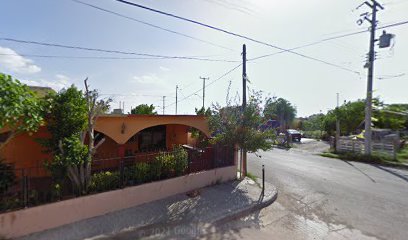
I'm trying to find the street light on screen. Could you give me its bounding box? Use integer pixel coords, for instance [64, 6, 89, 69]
[194, 93, 204, 109]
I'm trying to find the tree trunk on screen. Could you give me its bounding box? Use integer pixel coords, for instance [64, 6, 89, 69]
[67, 165, 82, 195]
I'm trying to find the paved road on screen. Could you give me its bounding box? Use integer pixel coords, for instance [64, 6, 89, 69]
[202, 143, 408, 240]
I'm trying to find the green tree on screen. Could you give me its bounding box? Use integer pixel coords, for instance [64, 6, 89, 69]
[0, 73, 44, 152]
[130, 104, 157, 115]
[374, 104, 408, 130]
[303, 114, 325, 132]
[323, 99, 366, 136]
[42, 85, 89, 194]
[43, 80, 111, 195]
[209, 91, 274, 177]
[263, 97, 297, 130]
[43, 86, 88, 152]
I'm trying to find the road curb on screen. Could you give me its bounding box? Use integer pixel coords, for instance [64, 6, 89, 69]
[212, 183, 278, 225]
[318, 153, 408, 170]
[75, 180, 279, 240]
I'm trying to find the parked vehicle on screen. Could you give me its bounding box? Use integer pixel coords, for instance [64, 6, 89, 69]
[287, 129, 302, 142]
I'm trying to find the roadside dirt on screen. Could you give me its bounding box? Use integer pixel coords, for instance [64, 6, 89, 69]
[291, 138, 330, 154]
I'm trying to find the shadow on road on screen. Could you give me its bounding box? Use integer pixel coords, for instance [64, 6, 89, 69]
[342, 160, 376, 183]
[372, 165, 408, 183]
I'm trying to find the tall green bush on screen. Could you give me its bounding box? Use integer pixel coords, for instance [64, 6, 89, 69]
[125, 162, 151, 184]
[173, 145, 188, 176]
[156, 152, 175, 178]
[89, 171, 120, 193]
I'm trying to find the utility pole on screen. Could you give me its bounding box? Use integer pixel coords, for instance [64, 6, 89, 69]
[162, 96, 165, 115]
[358, 0, 384, 155]
[175, 85, 178, 115]
[242, 44, 247, 178]
[199, 77, 209, 109]
[336, 93, 340, 151]
[242, 44, 247, 109]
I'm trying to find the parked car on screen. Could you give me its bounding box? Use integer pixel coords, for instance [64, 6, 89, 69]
[287, 129, 302, 142]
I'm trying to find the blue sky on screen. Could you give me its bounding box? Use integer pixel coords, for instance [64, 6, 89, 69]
[1, 0, 407, 117]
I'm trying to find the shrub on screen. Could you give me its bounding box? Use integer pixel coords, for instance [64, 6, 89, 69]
[89, 171, 120, 193]
[149, 159, 162, 181]
[173, 145, 188, 176]
[0, 159, 16, 195]
[125, 162, 151, 184]
[156, 152, 175, 178]
[0, 195, 21, 212]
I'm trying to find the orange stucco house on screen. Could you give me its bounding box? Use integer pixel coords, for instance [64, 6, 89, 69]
[0, 114, 210, 174]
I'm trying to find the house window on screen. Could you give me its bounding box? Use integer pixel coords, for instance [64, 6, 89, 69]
[138, 125, 166, 151]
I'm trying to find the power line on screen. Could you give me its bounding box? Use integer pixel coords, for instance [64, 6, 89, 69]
[100, 93, 176, 98]
[113, 0, 362, 75]
[166, 63, 241, 108]
[378, 19, 408, 29]
[0, 53, 166, 60]
[249, 19, 408, 62]
[0, 37, 240, 63]
[70, 0, 235, 52]
[0, 53, 236, 62]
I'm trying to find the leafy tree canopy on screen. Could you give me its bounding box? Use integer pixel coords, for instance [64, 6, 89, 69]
[42, 85, 88, 154]
[323, 99, 365, 136]
[130, 104, 157, 115]
[0, 73, 44, 150]
[374, 103, 408, 130]
[209, 91, 274, 153]
[302, 114, 325, 132]
[263, 97, 297, 129]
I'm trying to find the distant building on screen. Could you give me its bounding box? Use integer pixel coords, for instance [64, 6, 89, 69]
[111, 108, 124, 114]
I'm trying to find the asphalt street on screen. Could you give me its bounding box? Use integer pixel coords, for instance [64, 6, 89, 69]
[202, 139, 408, 240]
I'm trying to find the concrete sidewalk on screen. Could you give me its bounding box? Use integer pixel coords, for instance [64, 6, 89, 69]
[19, 178, 277, 240]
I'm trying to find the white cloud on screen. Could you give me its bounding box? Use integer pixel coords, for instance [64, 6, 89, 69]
[129, 73, 173, 94]
[0, 46, 41, 74]
[55, 74, 70, 86]
[159, 66, 170, 72]
[20, 74, 71, 91]
[132, 74, 163, 85]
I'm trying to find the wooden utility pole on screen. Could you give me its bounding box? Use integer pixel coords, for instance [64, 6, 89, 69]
[359, 0, 384, 155]
[336, 93, 340, 151]
[162, 96, 165, 115]
[199, 77, 209, 109]
[175, 85, 178, 115]
[242, 44, 247, 109]
[242, 44, 247, 178]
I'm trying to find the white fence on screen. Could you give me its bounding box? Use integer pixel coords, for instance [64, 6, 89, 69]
[337, 137, 396, 159]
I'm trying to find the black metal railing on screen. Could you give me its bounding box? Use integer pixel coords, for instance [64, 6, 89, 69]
[0, 145, 235, 213]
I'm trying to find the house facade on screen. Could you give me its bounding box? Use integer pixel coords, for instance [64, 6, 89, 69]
[0, 114, 210, 175]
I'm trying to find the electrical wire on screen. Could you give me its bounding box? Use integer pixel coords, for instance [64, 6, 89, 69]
[249, 19, 408, 62]
[0, 53, 167, 60]
[113, 0, 362, 75]
[70, 0, 235, 52]
[100, 93, 176, 98]
[0, 38, 239, 63]
[166, 63, 242, 108]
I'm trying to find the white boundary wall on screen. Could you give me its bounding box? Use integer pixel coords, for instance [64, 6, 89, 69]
[0, 166, 236, 238]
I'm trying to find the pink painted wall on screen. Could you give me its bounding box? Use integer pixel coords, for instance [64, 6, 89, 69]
[0, 166, 237, 239]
